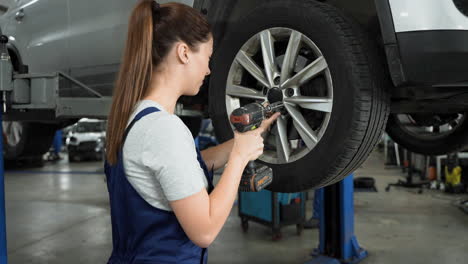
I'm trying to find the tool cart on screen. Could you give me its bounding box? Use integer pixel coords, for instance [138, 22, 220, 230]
[238, 190, 306, 240]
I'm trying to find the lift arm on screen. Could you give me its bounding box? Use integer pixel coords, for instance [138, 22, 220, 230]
[0, 35, 112, 122]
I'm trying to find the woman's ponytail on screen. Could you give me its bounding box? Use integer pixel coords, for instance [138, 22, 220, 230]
[106, 0, 155, 164]
[106, 0, 212, 164]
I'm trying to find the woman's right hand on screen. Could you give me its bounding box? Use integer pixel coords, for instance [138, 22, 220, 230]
[231, 112, 281, 164]
[232, 129, 264, 164]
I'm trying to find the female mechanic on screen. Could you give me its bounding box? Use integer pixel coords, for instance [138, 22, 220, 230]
[104, 1, 280, 263]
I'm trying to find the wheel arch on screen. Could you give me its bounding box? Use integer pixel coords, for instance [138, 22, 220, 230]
[7, 44, 21, 71]
[198, 0, 386, 48]
[5, 42, 28, 74]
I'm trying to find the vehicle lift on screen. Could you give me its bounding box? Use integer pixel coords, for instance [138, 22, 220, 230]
[0, 145, 368, 264]
[0, 33, 112, 264]
[0, 102, 7, 264]
[306, 174, 368, 264]
[0, 35, 366, 264]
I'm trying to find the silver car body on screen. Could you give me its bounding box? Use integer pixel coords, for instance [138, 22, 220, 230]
[0, 0, 192, 95]
[389, 0, 468, 32]
[0, 0, 467, 94]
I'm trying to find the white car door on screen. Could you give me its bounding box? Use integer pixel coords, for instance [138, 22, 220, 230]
[8, 0, 69, 73]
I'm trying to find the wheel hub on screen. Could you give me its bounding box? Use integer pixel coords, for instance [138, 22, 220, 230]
[267, 87, 283, 103]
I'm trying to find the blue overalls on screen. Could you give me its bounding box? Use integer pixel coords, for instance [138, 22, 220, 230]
[105, 107, 215, 264]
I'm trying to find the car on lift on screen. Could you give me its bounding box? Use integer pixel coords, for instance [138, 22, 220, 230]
[0, 0, 468, 192]
[65, 118, 106, 162]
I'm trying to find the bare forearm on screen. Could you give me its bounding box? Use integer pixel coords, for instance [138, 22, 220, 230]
[206, 154, 246, 242]
[172, 114, 278, 248]
[170, 153, 247, 248]
[201, 139, 234, 170]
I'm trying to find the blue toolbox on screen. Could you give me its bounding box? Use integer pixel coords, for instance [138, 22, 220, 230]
[238, 189, 306, 240]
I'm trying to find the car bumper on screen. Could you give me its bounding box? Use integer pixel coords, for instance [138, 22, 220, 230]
[377, 0, 468, 87]
[396, 30, 468, 86]
[68, 141, 102, 154]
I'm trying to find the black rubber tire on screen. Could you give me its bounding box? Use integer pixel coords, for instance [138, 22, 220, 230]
[69, 153, 80, 162]
[354, 177, 375, 189]
[454, 0, 468, 16]
[179, 115, 202, 139]
[209, 0, 390, 192]
[95, 152, 103, 161]
[386, 113, 468, 155]
[3, 122, 57, 160]
[4, 155, 44, 169]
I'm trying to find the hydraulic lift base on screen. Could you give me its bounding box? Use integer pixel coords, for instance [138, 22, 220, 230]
[305, 174, 368, 264]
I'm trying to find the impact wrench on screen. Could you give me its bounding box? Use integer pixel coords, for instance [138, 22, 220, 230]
[229, 102, 284, 192]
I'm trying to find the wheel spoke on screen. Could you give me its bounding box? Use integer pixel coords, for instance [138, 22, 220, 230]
[260, 30, 278, 87]
[449, 120, 459, 128]
[226, 84, 266, 100]
[236, 50, 269, 88]
[285, 102, 318, 149]
[275, 116, 290, 163]
[282, 56, 328, 88]
[226, 27, 336, 164]
[284, 96, 333, 113]
[280, 30, 302, 84]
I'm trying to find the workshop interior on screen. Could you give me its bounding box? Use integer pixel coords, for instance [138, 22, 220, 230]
[0, 0, 467, 263]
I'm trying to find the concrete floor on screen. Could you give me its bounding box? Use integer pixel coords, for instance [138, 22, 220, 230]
[4, 150, 468, 264]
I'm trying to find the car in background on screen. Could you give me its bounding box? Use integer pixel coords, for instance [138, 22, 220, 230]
[65, 119, 106, 162]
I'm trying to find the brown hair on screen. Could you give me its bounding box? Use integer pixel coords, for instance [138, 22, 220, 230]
[106, 0, 212, 164]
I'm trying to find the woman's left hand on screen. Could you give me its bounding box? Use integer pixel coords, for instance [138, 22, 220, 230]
[260, 112, 281, 134]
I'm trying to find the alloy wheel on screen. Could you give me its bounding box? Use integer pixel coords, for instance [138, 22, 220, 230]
[225, 27, 334, 164]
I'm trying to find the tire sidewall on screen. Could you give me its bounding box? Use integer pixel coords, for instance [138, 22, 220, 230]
[3, 122, 57, 160]
[209, 1, 368, 191]
[386, 113, 468, 155]
[3, 121, 28, 160]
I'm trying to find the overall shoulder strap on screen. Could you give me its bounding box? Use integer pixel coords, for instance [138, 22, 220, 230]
[105, 107, 160, 180]
[122, 107, 160, 143]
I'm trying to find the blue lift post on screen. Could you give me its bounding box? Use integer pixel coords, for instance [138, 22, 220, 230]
[0, 35, 9, 264]
[306, 174, 367, 264]
[0, 108, 8, 264]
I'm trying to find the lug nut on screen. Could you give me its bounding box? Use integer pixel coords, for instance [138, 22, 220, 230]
[274, 76, 281, 86]
[286, 88, 295, 97]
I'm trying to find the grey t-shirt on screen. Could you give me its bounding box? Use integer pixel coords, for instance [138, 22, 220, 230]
[123, 100, 208, 211]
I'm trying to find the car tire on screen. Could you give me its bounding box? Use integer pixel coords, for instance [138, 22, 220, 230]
[68, 151, 77, 162]
[3, 121, 57, 160]
[209, 0, 389, 192]
[179, 115, 202, 139]
[95, 152, 103, 161]
[386, 113, 468, 155]
[72, 155, 81, 162]
[454, 0, 468, 16]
